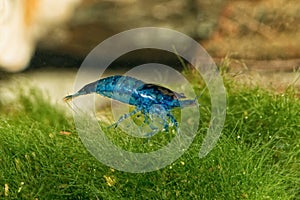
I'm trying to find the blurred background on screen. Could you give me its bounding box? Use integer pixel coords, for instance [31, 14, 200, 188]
[0, 0, 299, 102]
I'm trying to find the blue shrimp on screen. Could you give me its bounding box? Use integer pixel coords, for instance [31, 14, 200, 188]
[64, 75, 197, 136]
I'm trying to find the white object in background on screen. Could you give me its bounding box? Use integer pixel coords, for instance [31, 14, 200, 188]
[0, 0, 80, 72]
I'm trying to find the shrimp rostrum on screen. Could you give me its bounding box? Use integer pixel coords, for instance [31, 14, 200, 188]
[64, 75, 197, 136]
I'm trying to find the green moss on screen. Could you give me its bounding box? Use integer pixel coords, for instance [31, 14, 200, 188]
[0, 73, 299, 199]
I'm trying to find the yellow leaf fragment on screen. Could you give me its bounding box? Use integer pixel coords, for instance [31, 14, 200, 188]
[4, 183, 9, 196]
[103, 175, 116, 187]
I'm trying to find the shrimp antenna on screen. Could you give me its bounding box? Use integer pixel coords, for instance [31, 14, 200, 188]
[196, 83, 208, 100]
[63, 95, 80, 114]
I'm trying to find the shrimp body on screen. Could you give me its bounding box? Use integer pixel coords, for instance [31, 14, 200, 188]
[64, 75, 197, 136]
